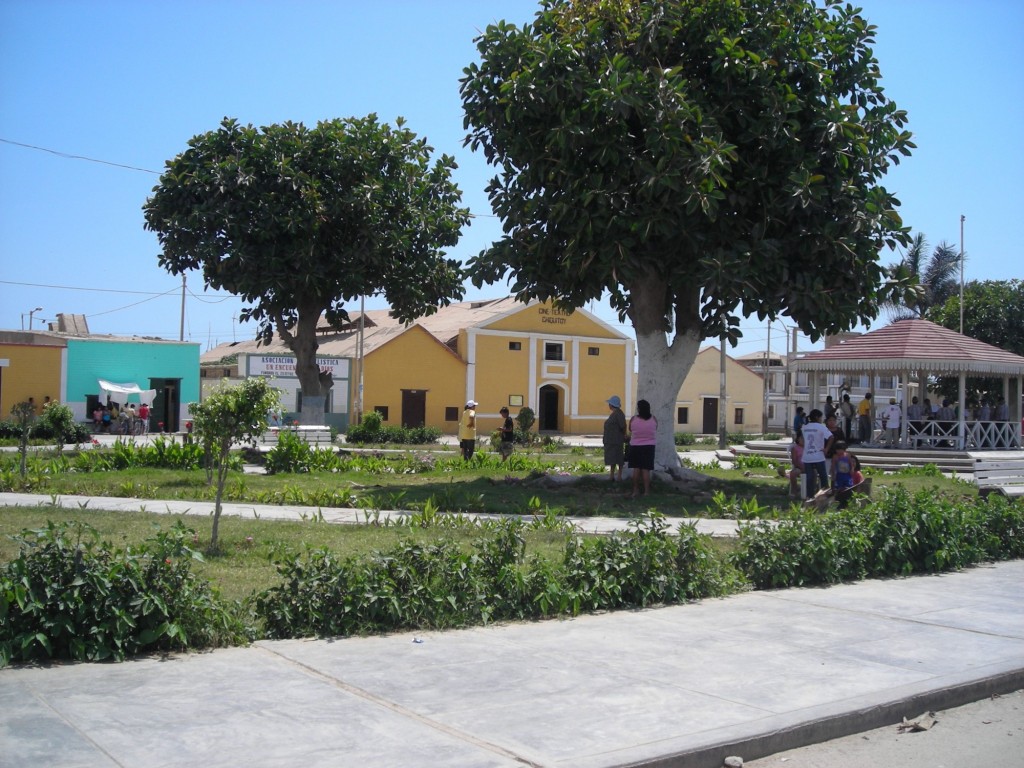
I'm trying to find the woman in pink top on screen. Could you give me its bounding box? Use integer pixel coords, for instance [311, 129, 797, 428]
[628, 399, 658, 498]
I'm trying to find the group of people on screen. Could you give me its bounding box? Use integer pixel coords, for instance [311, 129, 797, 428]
[91, 401, 150, 435]
[789, 408, 865, 508]
[457, 399, 516, 462]
[602, 395, 657, 499]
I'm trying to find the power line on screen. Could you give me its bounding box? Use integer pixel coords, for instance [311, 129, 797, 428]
[0, 278, 235, 298]
[1, 137, 502, 217]
[0, 137, 159, 174]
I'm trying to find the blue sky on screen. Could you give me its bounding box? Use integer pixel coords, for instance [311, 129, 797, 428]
[2, 1, 1021, 361]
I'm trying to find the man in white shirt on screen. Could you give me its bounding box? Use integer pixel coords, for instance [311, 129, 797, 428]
[800, 409, 834, 496]
[882, 398, 901, 447]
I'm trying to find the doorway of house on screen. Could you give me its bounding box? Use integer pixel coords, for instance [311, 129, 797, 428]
[702, 397, 718, 435]
[149, 378, 181, 433]
[539, 385, 560, 431]
[401, 389, 426, 428]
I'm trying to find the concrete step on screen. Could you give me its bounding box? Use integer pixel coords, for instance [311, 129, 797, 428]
[730, 440, 977, 474]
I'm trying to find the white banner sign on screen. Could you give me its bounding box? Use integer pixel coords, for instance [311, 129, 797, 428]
[247, 355, 349, 379]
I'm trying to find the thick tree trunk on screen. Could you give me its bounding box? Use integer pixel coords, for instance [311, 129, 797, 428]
[282, 304, 332, 426]
[629, 272, 706, 481]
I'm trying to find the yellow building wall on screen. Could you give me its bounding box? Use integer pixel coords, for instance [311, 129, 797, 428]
[470, 301, 632, 435]
[362, 325, 466, 431]
[472, 332, 532, 433]
[0, 342, 64, 417]
[674, 347, 765, 434]
[485, 301, 621, 338]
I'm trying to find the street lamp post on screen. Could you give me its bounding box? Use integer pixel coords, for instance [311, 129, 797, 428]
[28, 307, 42, 330]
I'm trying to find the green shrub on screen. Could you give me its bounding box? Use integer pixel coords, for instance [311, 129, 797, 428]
[515, 406, 536, 433]
[255, 514, 744, 639]
[732, 488, 1024, 590]
[0, 521, 250, 667]
[674, 432, 696, 446]
[345, 412, 441, 445]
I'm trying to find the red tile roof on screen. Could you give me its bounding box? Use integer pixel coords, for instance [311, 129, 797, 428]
[796, 319, 1024, 376]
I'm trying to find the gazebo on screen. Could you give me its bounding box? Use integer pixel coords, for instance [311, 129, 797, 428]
[793, 319, 1024, 450]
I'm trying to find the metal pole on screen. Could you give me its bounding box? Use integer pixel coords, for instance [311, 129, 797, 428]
[356, 295, 365, 426]
[762, 320, 771, 434]
[718, 336, 727, 449]
[179, 274, 186, 342]
[959, 214, 965, 335]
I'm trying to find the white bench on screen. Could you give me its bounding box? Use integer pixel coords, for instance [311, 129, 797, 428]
[975, 458, 1024, 498]
[258, 426, 334, 447]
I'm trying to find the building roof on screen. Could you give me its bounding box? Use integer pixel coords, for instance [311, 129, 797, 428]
[794, 319, 1024, 376]
[201, 297, 609, 365]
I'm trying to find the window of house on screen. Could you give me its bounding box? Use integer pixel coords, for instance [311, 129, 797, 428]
[587, 346, 599, 356]
[374, 406, 389, 421]
[544, 342, 563, 361]
[734, 408, 744, 425]
[508, 341, 522, 351]
[768, 404, 776, 419]
[445, 407, 459, 421]
[677, 407, 689, 424]
[877, 375, 895, 390]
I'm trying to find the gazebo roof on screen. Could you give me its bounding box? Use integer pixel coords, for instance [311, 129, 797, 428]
[795, 319, 1024, 376]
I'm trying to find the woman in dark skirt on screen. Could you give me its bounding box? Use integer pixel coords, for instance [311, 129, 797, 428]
[627, 399, 658, 498]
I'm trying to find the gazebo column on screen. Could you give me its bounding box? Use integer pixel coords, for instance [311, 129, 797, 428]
[900, 368, 910, 448]
[957, 372, 967, 450]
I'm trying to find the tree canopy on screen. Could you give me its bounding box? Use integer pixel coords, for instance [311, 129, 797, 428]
[461, 0, 915, 469]
[144, 116, 471, 423]
[927, 279, 1024, 405]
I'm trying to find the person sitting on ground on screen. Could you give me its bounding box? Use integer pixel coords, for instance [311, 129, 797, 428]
[788, 431, 805, 499]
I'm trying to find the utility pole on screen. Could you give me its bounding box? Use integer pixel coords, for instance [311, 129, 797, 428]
[179, 274, 186, 342]
[762, 320, 771, 434]
[718, 335, 727, 449]
[959, 214, 965, 335]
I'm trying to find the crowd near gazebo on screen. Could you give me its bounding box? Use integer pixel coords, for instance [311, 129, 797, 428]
[793, 319, 1024, 451]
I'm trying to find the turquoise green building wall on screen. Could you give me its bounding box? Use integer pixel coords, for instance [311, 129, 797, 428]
[66, 339, 200, 424]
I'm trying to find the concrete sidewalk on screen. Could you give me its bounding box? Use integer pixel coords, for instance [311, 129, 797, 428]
[0, 492, 743, 538]
[2, 559, 1022, 767]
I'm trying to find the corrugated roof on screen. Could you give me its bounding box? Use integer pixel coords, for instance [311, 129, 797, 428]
[795, 319, 1024, 375]
[201, 297, 534, 364]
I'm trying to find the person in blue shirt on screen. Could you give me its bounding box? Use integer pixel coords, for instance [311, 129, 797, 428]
[792, 406, 807, 436]
[830, 441, 857, 509]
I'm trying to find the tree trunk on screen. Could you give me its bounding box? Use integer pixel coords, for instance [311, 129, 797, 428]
[285, 304, 332, 426]
[629, 272, 707, 481]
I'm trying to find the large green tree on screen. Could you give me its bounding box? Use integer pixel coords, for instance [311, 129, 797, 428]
[927, 279, 1024, 405]
[461, 0, 914, 472]
[144, 116, 471, 424]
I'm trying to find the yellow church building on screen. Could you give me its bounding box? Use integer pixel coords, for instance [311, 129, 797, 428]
[202, 297, 635, 435]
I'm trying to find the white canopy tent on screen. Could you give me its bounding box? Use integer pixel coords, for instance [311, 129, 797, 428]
[98, 379, 157, 406]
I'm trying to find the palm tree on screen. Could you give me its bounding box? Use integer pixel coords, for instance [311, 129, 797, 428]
[885, 233, 963, 320]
